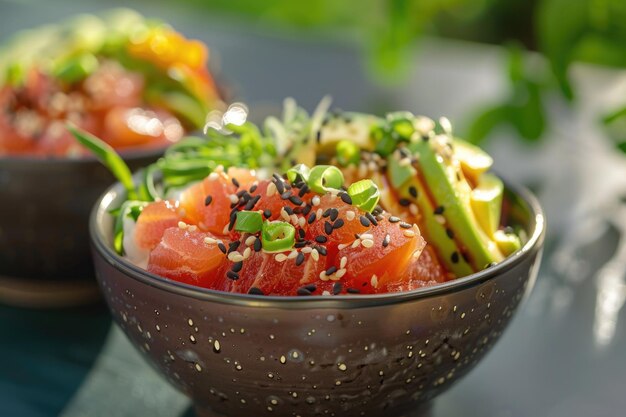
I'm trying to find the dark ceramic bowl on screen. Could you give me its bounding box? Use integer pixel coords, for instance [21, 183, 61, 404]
[91, 180, 544, 417]
[0, 150, 162, 307]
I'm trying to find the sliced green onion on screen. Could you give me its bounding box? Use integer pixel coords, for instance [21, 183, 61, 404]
[387, 111, 415, 140]
[261, 221, 295, 253]
[235, 211, 263, 233]
[68, 125, 138, 200]
[347, 179, 380, 213]
[286, 164, 310, 183]
[54, 53, 99, 84]
[374, 131, 397, 157]
[307, 165, 344, 194]
[138, 164, 161, 202]
[113, 201, 147, 255]
[336, 140, 360, 166]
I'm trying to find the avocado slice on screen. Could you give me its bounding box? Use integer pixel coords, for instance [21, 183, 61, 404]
[470, 173, 503, 237]
[494, 230, 522, 256]
[408, 136, 504, 271]
[387, 155, 474, 277]
[453, 138, 493, 184]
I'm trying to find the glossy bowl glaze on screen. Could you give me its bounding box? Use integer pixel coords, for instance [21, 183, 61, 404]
[0, 150, 162, 307]
[91, 180, 544, 417]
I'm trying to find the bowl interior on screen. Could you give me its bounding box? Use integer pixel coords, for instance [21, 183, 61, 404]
[91, 176, 545, 307]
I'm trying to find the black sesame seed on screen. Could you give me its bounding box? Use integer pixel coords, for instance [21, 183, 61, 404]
[245, 195, 261, 210]
[333, 219, 345, 229]
[281, 190, 293, 200]
[451, 251, 460, 264]
[308, 212, 317, 224]
[214, 242, 225, 254]
[289, 195, 303, 206]
[228, 241, 240, 253]
[297, 287, 312, 296]
[232, 261, 243, 272]
[316, 130, 322, 143]
[324, 221, 333, 235]
[226, 270, 240, 280]
[340, 192, 353, 205]
[296, 252, 305, 266]
[446, 228, 455, 239]
[249, 184, 258, 193]
[275, 180, 285, 194]
[263, 209, 272, 219]
[360, 216, 371, 227]
[284, 206, 294, 215]
[204, 195, 213, 206]
[330, 209, 339, 222]
[302, 204, 312, 215]
[366, 212, 378, 226]
[326, 266, 337, 275]
[383, 234, 390, 248]
[434, 205, 445, 215]
[298, 185, 309, 197]
[295, 241, 307, 248]
[231, 178, 240, 188]
[298, 229, 306, 239]
[399, 198, 411, 207]
[389, 216, 401, 223]
[315, 245, 327, 256]
[315, 235, 328, 243]
[408, 186, 418, 198]
[347, 288, 360, 294]
[304, 284, 317, 292]
[252, 238, 260, 253]
[332, 282, 343, 295]
[323, 208, 332, 218]
[236, 189, 247, 198]
[248, 287, 264, 295]
[372, 206, 383, 216]
[399, 222, 412, 229]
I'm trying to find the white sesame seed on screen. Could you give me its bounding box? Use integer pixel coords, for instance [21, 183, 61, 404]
[351, 239, 361, 248]
[288, 250, 298, 259]
[228, 253, 244, 262]
[178, 221, 188, 230]
[229, 194, 239, 204]
[204, 237, 217, 244]
[368, 161, 378, 172]
[312, 196, 321, 206]
[409, 204, 419, 215]
[335, 268, 346, 279]
[290, 214, 299, 225]
[346, 210, 355, 221]
[329, 193, 337, 201]
[222, 224, 230, 234]
[435, 214, 446, 224]
[266, 182, 277, 197]
[322, 291, 331, 296]
[242, 247, 252, 259]
[281, 208, 290, 222]
[301, 247, 313, 254]
[215, 165, 225, 173]
[298, 217, 306, 228]
[275, 253, 288, 262]
[403, 229, 416, 238]
[311, 249, 320, 261]
[245, 236, 256, 246]
[319, 271, 329, 281]
[316, 208, 323, 219]
[399, 158, 412, 167]
[360, 233, 374, 240]
[209, 172, 219, 180]
[371, 274, 379, 288]
[340, 256, 347, 268]
[337, 243, 348, 250]
[187, 225, 197, 232]
[361, 239, 374, 248]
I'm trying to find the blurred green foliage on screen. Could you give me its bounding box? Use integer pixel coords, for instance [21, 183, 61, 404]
[197, 0, 626, 152]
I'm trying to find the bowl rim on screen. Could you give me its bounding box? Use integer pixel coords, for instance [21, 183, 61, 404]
[90, 176, 545, 309]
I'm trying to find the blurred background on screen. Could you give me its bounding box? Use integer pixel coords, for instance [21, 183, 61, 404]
[1, 0, 626, 416]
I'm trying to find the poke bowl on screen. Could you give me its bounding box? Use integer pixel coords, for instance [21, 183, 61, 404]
[88, 103, 545, 416]
[0, 9, 224, 306]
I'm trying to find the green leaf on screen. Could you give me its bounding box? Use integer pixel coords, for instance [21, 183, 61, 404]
[68, 125, 138, 200]
[466, 105, 512, 145]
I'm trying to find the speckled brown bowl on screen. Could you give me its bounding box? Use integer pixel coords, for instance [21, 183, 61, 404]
[0, 149, 162, 307]
[91, 180, 544, 417]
